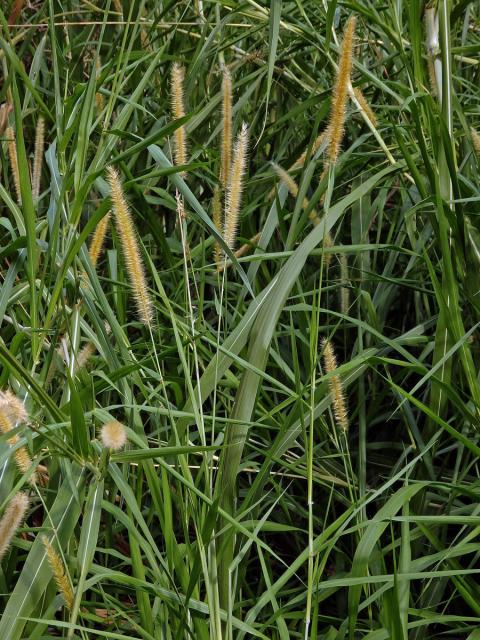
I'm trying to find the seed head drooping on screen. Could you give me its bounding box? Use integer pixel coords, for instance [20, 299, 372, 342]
[100, 421, 127, 451]
[322, 339, 349, 432]
[272, 162, 334, 252]
[0, 390, 36, 485]
[6, 126, 22, 205]
[32, 116, 45, 201]
[88, 212, 111, 267]
[327, 17, 356, 165]
[171, 63, 187, 175]
[291, 130, 328, 170]
[106, 166, 153, 326]
[220, 66, 232, 188]
[224, 123, 248, 251]
[0, 492, 29, 562]
[272, 163, 318, 220]
[352, 87, 376, 126]
[42, 536, 74, 611]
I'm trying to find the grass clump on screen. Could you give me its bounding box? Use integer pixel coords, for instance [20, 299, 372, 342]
[0, 2, 480, 639]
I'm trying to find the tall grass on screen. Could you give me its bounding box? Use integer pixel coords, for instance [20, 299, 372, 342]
[0, 1, 480, 639]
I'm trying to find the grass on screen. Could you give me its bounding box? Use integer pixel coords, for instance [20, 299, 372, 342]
[0, 0, 480, 638]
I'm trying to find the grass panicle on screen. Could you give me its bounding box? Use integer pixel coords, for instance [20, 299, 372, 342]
[322, 338, 349, 431]
[75, 343, 96, 371]
[107, 166, 153, 326]
[220, 66, 233, 187]
[272, 162, 321, 224]
[352, 87, 377, 126]
[0, 103, 12, 135]
[327, 16, 356, 165]
[471, 127, 480, 156]
[32, 116, 45, 201]
[100, 421, 127, 451]
[6, 126, 22, 205]
[0, 391, 36, 485]
[0, 493, 29, 562]
[224, 122, 248, 251]
[171, 62, 187, 175]
[89, 212, 111, 267]
[42, 536, 74, 611]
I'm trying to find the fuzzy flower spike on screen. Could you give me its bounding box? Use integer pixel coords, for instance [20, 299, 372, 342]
[0, 390, 36, 484]
[107, 166, 153, 326]
[0, 492, 29, 562]
[327, 16, 356, 166]
[100, 421, 127, 451]
[322, 339, 349, 432]
[223, 123, 248, 251]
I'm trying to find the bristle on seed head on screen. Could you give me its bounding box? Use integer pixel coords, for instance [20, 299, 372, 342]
[224, 123, 248, 251]
[100, 420, 127, 451]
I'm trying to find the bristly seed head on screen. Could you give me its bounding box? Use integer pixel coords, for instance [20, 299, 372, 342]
[42, 536, 74, 611]
[106, 166, 153, 326]
[220, 66, 233, 188]
[326, 16, 356, 165]
[224, 123, 248, 251]
[6, 126, 22, 205]
[171, 63, 187, 176]
[32, 116, 45, 202]
[352, 87, 377, 127]
[322, 338, 349, 432]
[0, 389, 28, 425]
[471, 127, 480, 156]
[100, 420, 127, 451]
[0, 492, 29, 562]
[89, 212, 111, 268]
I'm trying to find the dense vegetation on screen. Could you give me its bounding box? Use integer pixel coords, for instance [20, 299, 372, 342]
[0, 1, 480, 638]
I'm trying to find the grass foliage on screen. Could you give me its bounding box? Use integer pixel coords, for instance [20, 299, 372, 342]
[1, 0, 480, 638]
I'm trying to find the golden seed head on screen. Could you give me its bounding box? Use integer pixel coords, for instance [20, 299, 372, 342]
[88, 212, 111, 267]
[100, 420, 127, 451]
[352, 87, 377, 126]
[171, 63, 187, 174]
[0, 492, 29, 562]
[327, 16, 356, 165]
[0, 390, 28, 425]
[273, 163, 299, 198]
[42, 536, 74, 611]
[32, 116, 45, 201]
[322, 338, 349, 431]
[106, 166, 153, 326]
[224, 123, 248, 251]
[6, 126, 22, 205]
[220, 66, 233, 187]
[471, 127, 480, 156]
[14, 447, 36, 485]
